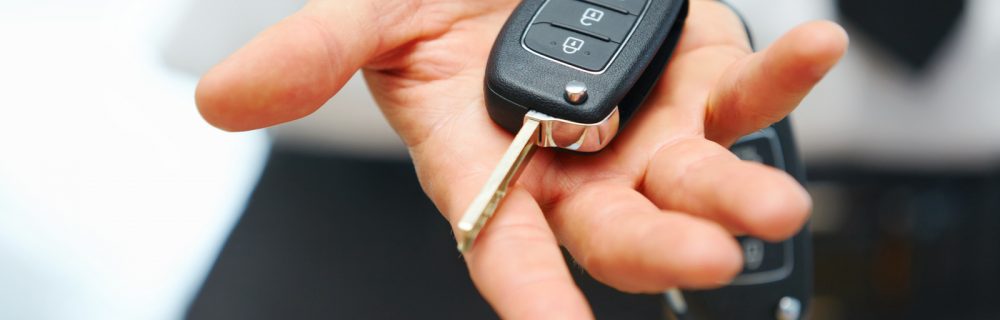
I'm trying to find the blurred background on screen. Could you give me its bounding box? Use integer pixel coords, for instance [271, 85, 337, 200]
[0, 0, 997, 319]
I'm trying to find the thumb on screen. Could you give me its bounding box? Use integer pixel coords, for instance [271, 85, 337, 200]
[195, 1, 389, 131]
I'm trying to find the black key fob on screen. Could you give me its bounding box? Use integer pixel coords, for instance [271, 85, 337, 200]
[458, 0, 688, 252]
[485, 0, 688, 152]
[679, 119, 813, 320]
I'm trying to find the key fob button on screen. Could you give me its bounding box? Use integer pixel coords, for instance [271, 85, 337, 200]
[732, 236, 793, 284]
[732, 128, 785, 169]
[738, 237, 788, 274]
[733, 137, 777, 166]
[585, 0, 649, 15]
[524, 23, 620, 71]
[535, 0, 638, 42]
[487, 0, 686, 130]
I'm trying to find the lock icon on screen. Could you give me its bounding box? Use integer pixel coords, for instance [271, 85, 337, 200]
[562, 37, 585, 54]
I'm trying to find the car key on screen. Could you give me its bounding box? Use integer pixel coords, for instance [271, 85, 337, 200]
[456, 0, 689, 252]
[674, 119, 813, 320]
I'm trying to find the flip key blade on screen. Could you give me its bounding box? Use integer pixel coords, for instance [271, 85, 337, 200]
[457, 118, 541, 253]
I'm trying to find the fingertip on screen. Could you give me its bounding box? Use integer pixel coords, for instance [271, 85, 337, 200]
[595, 214, 743, 293]
[194, 13, 361, 131]
[737, 168, 812, 241]
[780, 20, 849, 80]
[672, 220, 743, 288]
[195, 70, 245, 132]
[704, 21, 850, 145]
[805, 20, 850, 52]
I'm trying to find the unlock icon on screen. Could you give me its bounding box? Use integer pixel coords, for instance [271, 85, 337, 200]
[580, 8, 604, 26]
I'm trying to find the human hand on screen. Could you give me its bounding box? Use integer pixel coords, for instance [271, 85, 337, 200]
[195, 0, 848, 318]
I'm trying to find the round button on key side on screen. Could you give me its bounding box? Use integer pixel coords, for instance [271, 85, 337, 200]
[564, 80, 589, 104]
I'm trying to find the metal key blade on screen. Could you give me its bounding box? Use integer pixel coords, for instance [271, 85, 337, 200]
[456, 118, 541, 253]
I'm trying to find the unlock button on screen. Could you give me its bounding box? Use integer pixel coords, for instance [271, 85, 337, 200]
[524, 23, 619, 71]
[535, 0, 638, 42]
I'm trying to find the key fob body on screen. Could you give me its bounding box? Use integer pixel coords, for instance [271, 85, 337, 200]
[485, 0, 688, 151]
[681, 118, 814, 320]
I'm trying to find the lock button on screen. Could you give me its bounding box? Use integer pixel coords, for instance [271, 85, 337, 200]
[523, 23, 619, 71]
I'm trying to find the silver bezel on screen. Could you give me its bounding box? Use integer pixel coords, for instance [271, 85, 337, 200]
[525, 108, 620, 152]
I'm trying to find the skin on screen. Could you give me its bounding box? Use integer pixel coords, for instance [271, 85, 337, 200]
[195, 0, 849, 318]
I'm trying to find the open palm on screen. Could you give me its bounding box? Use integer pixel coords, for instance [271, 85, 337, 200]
[196, 0, 847, 318]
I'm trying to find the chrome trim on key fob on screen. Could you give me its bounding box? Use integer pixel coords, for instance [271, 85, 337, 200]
[526, 107, 620, 152]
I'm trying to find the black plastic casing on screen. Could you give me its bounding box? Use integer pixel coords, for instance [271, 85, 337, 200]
[485, 0, 689, 135]
[676, 4, 815, 317]
[682, 119, 814, 320]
